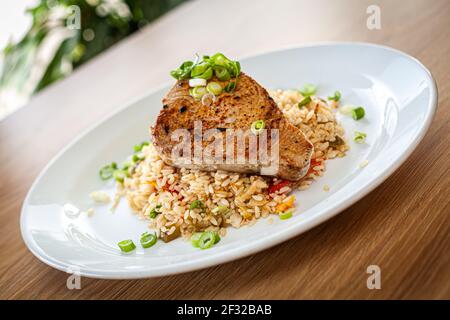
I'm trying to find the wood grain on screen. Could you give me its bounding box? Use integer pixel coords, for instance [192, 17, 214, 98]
[0, 0, 449, 299]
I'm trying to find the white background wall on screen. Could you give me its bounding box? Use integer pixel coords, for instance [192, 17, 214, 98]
[0, 1, 36, 50]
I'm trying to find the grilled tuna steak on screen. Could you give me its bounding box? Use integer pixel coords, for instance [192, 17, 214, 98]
[151, 73, 313, 181]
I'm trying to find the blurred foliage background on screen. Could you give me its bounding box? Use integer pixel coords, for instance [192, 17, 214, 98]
[0, 0, 186, 119]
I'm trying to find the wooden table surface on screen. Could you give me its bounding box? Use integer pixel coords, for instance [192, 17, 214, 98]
[0, 0, 449, 299]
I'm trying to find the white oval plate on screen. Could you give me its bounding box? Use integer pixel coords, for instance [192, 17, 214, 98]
[21, 43, 437, 279]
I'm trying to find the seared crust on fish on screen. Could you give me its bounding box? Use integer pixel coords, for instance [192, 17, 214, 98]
[151, 73, 313, 181]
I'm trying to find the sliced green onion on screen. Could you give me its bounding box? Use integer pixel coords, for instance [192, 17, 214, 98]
[351, 106, 365, 120]
[210, 53, 228, 67]
[192, 66, 213, 80]
[170, 61, 194, 80]
[279, 211, 293, 220]
[339, 104, 355, 115]
[190, 63, 209, 77]
[132, 152, 145, 162]
[189, 78, 207, 87]
[113, 170, 127, 183]
[299, 83, 316, 97]
[354, 131, 367, 144]
[149, 204, 162, 219]
[198, 231, 216, 249]
[214, 66, 231, 81]
[133, 141, 149, 153]
[224, 81, 236, 92]
[118, 239, 136, 252]
[251, 120, 266, 135]
[191, 86, 207, 100]
[99, 164, 114, 180]
[328, 91, 341, 101]
[100, 142, 148, 182]
[191, 231, 220, 249]
[191, 232, 203, 248]
[140, 232, 157, 248]
[210, 53, 240, 77]
[214, 232, 221, 244]
[122, 159, 136, 170]
[199, 67, 213, 80]
[230, 61, 241, 77]
[206, 82, 222, 95]
[171, 53, 240, 83]
[189, 200, 204, 210]
[298, 96, 312, 108]
[211, 205, 230, 214]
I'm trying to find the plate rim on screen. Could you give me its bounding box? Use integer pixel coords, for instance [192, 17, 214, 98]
[20, 42, 438, 279]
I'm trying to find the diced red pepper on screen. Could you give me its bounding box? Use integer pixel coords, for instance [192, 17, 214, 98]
[163, 183, 183, 200]
[268, 180, 290, 194]
[307, 158, 323, 175]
